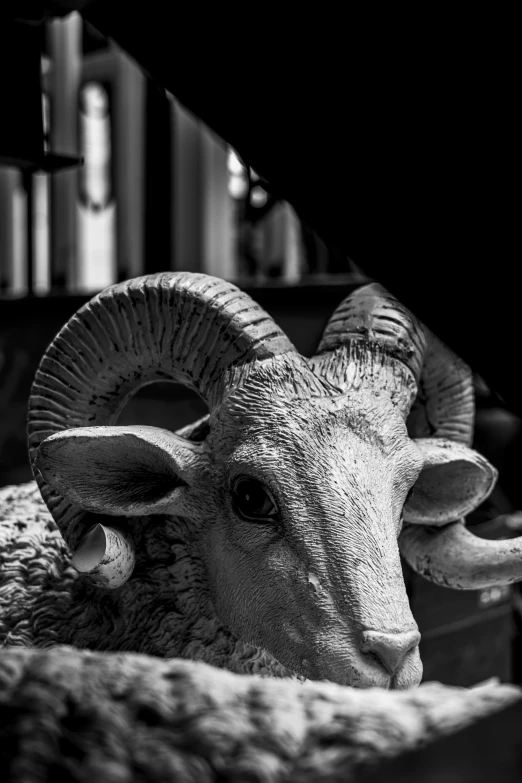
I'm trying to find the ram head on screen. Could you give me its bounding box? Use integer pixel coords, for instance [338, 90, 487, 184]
[28, 273, 522, 689]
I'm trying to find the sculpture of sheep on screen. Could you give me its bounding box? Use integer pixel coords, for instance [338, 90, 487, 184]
[1, 272, 522, 778]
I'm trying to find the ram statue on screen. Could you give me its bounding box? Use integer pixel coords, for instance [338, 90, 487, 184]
[1, 272, 522, 779]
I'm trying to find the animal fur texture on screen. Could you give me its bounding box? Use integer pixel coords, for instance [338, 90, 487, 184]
[0, 482, 291, 677]
[0, 644, 519, 783]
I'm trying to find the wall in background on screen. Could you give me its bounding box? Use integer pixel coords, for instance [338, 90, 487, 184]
[0, 13, 357, 298]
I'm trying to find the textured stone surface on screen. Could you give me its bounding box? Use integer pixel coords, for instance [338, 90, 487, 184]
[0, 644, 519, 783]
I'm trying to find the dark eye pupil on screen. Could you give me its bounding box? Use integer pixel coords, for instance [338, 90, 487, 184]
[233, 479, 276, 519]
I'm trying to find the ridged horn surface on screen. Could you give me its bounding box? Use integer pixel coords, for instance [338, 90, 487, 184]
[316, 283, 428, 379]
[28, 272, 295, 553]
[411, 338, 474, 446]
[312, 283, 474, 445]
[399, 521, 522, 589]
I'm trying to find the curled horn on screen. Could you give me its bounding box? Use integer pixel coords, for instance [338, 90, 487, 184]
[28, 272, 295, 586]
[70, 523, 135, 589]
[310, 283, 474, 443]
[399, 521, 522, 589]
[312, 283, 522, 589]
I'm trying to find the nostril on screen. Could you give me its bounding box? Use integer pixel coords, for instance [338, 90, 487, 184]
[361, 629, 421, 675]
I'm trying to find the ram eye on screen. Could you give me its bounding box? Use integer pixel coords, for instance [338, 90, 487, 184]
[232, 477, 278, 521]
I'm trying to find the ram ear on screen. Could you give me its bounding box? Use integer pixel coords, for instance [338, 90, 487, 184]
[35, 425, 202, 516]
[403, 438, 498, 526]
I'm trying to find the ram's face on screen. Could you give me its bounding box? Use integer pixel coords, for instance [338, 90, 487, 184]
[199, 365, 424, 689]
[37, 356, 493, 690]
